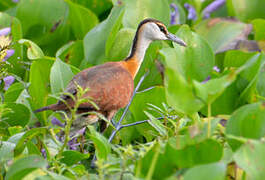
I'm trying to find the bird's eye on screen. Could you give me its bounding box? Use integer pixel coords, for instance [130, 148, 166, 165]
[158, 25, 166, 34]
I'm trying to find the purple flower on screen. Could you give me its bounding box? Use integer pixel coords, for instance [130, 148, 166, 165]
[213, 66, 220, 72]
[0, 27, 11, 36]
[201, 75, 211, 84]
[51, 117, 65, 127]
[68, 138, 80, 150]
[3, 49, 15, 62]
[184, 3, 197, 20]
[202, 0, 226, 19]
[170, 3, 179, 25]
[3, 76, 15, 90]
[41, 148, 47, 159]
[12, 0, 19, 3]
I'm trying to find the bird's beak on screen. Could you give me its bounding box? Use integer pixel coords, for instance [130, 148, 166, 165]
[167, 33, 187, 47]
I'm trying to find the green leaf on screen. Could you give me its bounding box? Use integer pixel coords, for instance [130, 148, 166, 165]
[130, 86, 166, 141]
[2, 103, 30, 127]
[183, 162, 226, 180]
[65, 0, 98, 39]
[123, 0, 170, 29]
[82, 5, 124, 67]
[227, 0, 265, 22]
[195, 18, 251, 53]
[107, 28, 135, 61]
[226, 102, 265, 151]
[252, 19, 265, 41]
[60, 150, 89, 166]
[145, 111, 167, 136]
[160, 48, 204, 115]
[29, 58, 54, 121]
[234, 140, 265, 180]
[88, 126, 111, 160]
[224, 50, 256, 68]
[18, 39, 44, 59]
[14, 127, 47, 157]
[50, 59, 74, 94]
[4, 82, 25, 103]
[5, 155, 47, 180]
[0, 141, 15, 162]
[174, 25, 215, 81]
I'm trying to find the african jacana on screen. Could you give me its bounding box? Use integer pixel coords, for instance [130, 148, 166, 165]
[35, 18, 186, 131]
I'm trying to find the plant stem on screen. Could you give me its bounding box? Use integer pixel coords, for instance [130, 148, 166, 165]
[207, 103, 211, 138]
[146, 142, 160, 180]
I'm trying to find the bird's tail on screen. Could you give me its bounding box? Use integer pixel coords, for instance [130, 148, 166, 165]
[34, 106, 51, 113]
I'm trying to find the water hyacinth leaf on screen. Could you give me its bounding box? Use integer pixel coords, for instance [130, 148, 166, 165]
[160, 48, 204, 115]
[50, 59, 75, 94]
[56, 40, 84, 68]
[252, 19, 265, 41]
[5, 155, 47, 180]
[257, 62, 265, 97]
[227, 0, 265, 22]
[60, 150, 90, 166]
[145, 111, 167, 136]
[226, 103, 265, 151]
[74, 0, 112, 17]
[224, 50, 256, 68]
[234, 140, 265, 180]
[88, 126, 110, 160]
[195, 18, 252, 54]
[82, 5, 124, 67]
[65, 0, 98, 39]
[107, 28, 135, 61]
[183, 162, 226, 180]
[123, 0, 170, 29]
[16, 0, 70, 54]
[174, 25, 215, 81]
[29, 58, 54, 115]
[14, 127, 47, 157]
[165, 139, 223, 168]
[129, 86, 166, 141]
[0, 141, 16, 162]
[18, 39, 44, 60]
[2, 103, 30, 127]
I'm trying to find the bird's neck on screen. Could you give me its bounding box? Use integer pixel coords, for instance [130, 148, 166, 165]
[124, 32, 152, 78]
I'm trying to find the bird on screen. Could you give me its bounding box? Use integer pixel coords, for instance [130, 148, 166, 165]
[34, 18, 187, 132]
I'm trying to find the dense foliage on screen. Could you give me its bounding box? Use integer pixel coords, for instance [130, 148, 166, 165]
[0, 0, 265, 179]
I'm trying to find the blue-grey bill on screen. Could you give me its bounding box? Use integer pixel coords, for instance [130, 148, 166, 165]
[167, 33, 187, 47]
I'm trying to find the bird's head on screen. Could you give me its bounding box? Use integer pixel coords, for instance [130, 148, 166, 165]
[138, 18, 187, 47]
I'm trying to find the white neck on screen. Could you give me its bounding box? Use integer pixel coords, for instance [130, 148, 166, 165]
[134, 35, 152, 64]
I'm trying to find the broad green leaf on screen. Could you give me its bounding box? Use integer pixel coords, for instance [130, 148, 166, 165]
[195, 18, 251, 53]
[0, 141, 15, 162]
[65, 0, 98, 39]
[252, 19, 265, 41]
[82, 5, 124, 67]
[4, 82, 24, 102]
[16, 0, 70, 55]
[183, 162, 226, 180]
[50, 59, 74, 94]
[224, 50, 256, 68]
[107, 28, 134, 61]
[166, 139, 223, 168]
[14, 127, 47, 157]
[18, 39, 44, 59]
[234, 140, 265, 180]
[123, 0, 170, 29]
[257, 62, 265, 97]
[74, 0, 112, 17]
[174, 25, 215, 81]
[5, 155, 47, 180]
[60, 150, 89, 166]
[56, 40, 84, 68]
[160, 48, 204, 115]
[226, 102, 265, 151]
[145, 111, 167, 136]
[27, 141, 42, 156]
[2, 103, 30, 127]
[130, 86, 166, 141]
[88, 126, 111, 160]
[227, 0, 265, 22]
[29, 58, 54, 122]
